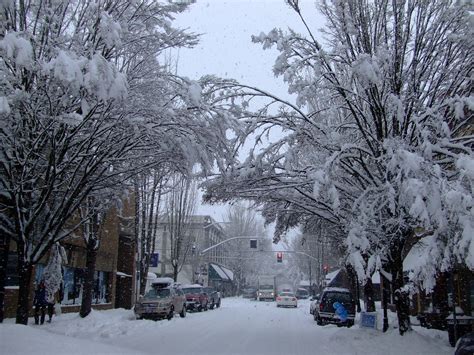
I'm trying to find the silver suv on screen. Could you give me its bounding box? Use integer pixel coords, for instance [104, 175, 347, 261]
[134, 286, 186, 320]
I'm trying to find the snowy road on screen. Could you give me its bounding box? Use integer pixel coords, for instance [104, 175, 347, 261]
[2, 297, 453, 355]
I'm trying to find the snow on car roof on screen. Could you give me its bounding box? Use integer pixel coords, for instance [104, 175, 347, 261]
[181, 284, 203, 288]
[323, 287, 351, 293]
[151, 277, 174, 284]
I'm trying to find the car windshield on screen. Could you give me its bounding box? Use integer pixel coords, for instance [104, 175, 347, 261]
[144, 288, 170, 299]
[260, 285, 273, 289]
[280, 293, 294, 297]
[182, 288, 202, 294]
[324, 292, 352, 303]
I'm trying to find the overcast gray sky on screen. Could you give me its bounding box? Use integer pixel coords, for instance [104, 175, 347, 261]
[172, 0, 324, 222]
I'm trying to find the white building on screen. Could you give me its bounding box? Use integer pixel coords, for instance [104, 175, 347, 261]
[149, 215, 231, 286]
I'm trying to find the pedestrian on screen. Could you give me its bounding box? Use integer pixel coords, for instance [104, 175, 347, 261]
[46, 288, 55, 323]
[33, 280, 47, 325]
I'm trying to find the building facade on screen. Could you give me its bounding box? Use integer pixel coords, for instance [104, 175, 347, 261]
[2, 195, 136, 318]
[149, 215, 234, 289]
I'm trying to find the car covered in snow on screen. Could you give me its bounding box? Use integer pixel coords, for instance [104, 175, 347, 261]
[276, 292, 298, 308]
[203, 286, 221, 309]
[313, 287, 355, 327]
[134, 284, 186, 320]
[182, 284, 209, 312]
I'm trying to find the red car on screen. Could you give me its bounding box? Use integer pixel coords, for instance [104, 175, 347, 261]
[182, 285, 209, 312]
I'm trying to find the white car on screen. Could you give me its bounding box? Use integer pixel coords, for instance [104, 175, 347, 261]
[276, 292, 297, 308]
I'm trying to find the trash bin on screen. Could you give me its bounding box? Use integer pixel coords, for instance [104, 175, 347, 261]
[446, 314, 474, 347]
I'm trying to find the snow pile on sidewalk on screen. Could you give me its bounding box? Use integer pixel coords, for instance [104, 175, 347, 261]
[0, 323, 147, 355]
[1, 298, 453, 355]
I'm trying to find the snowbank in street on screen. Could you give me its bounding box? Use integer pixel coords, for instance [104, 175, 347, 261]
[1, 298, 453, 355]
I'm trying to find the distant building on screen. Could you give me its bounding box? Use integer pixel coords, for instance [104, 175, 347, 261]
[149, 215, 234, 292]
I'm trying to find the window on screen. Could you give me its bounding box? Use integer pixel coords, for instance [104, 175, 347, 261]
[62, 267, 83, 305]
[93, 271, 110, 304]
[5, 252, 19, 286]
[145, 288, 171, 299]
[34, 264, 45, 285]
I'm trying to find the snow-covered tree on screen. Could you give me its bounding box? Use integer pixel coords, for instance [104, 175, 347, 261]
[204, 0, 473, 334]
[0, 0, 237, 324]
[164, 173, 198, 282]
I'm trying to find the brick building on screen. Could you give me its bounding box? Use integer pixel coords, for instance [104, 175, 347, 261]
[2, 195, 136, 318]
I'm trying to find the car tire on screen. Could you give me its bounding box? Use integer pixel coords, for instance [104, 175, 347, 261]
[180, 305, 186, 318]
[216, 300, 221, 308]
[198, 305, 203, 312]
[347, 320, 354, 328]
[210, 301, 215, 310]
[167, 307, 174, 321]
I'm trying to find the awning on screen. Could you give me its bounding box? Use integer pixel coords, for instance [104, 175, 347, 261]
[220, 265, 234, 281]
[209, 263, 233, 281]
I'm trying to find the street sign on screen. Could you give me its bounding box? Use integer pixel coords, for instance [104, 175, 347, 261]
[149, 253, 159, 267]
[360, 312, 377, 329]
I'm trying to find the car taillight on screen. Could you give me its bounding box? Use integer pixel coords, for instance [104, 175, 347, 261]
[276, 297, 281, 301]
[319, 303, 324, 311]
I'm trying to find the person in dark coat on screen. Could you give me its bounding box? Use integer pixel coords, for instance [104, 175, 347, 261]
[33, 281, 47, 325]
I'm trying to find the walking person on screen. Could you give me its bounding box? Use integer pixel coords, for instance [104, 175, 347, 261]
[33, 280, 47, 325]
[46, 289, 55, 323]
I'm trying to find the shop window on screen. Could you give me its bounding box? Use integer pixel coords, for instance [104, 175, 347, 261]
[61, 267, 110, 305]
[93, 271, 110, 304]
[5, 252, 18, 286]
[34, 264, 45, 285]
[61, 267, 84, 305]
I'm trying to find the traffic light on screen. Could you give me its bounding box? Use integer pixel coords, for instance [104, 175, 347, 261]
[276, 252, 283, 263]
[323, 265, 329, 274]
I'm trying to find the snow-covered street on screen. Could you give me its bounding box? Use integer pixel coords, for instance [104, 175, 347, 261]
[2, 297, 453, 355]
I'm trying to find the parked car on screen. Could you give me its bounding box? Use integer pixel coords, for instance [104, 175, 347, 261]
[313, 287, 356, 327]
[309, 294, 320, 315]
[203, 287, 221, 309]
[296, 288, 310, 299]
[242, 287, 257, 299]
[134, 285, 186, 320]
[182, 284, 209, 312]
[276, 292, 298, 308]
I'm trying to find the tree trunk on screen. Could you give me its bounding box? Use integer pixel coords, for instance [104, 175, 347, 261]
[80, 238, 97, 318]
[346, 264, 361, 312]
[381, 270, 389, 332]
[16, 244, 33, 324]
[390, 243, 411, 335]
[173, 265, 178, 282]
[0, 234, 11, 323]
[364, 277, 376, 312]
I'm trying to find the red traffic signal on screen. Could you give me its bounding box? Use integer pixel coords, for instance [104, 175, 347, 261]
[323, 265, 329, 273]
[276, 252, 283, 263]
